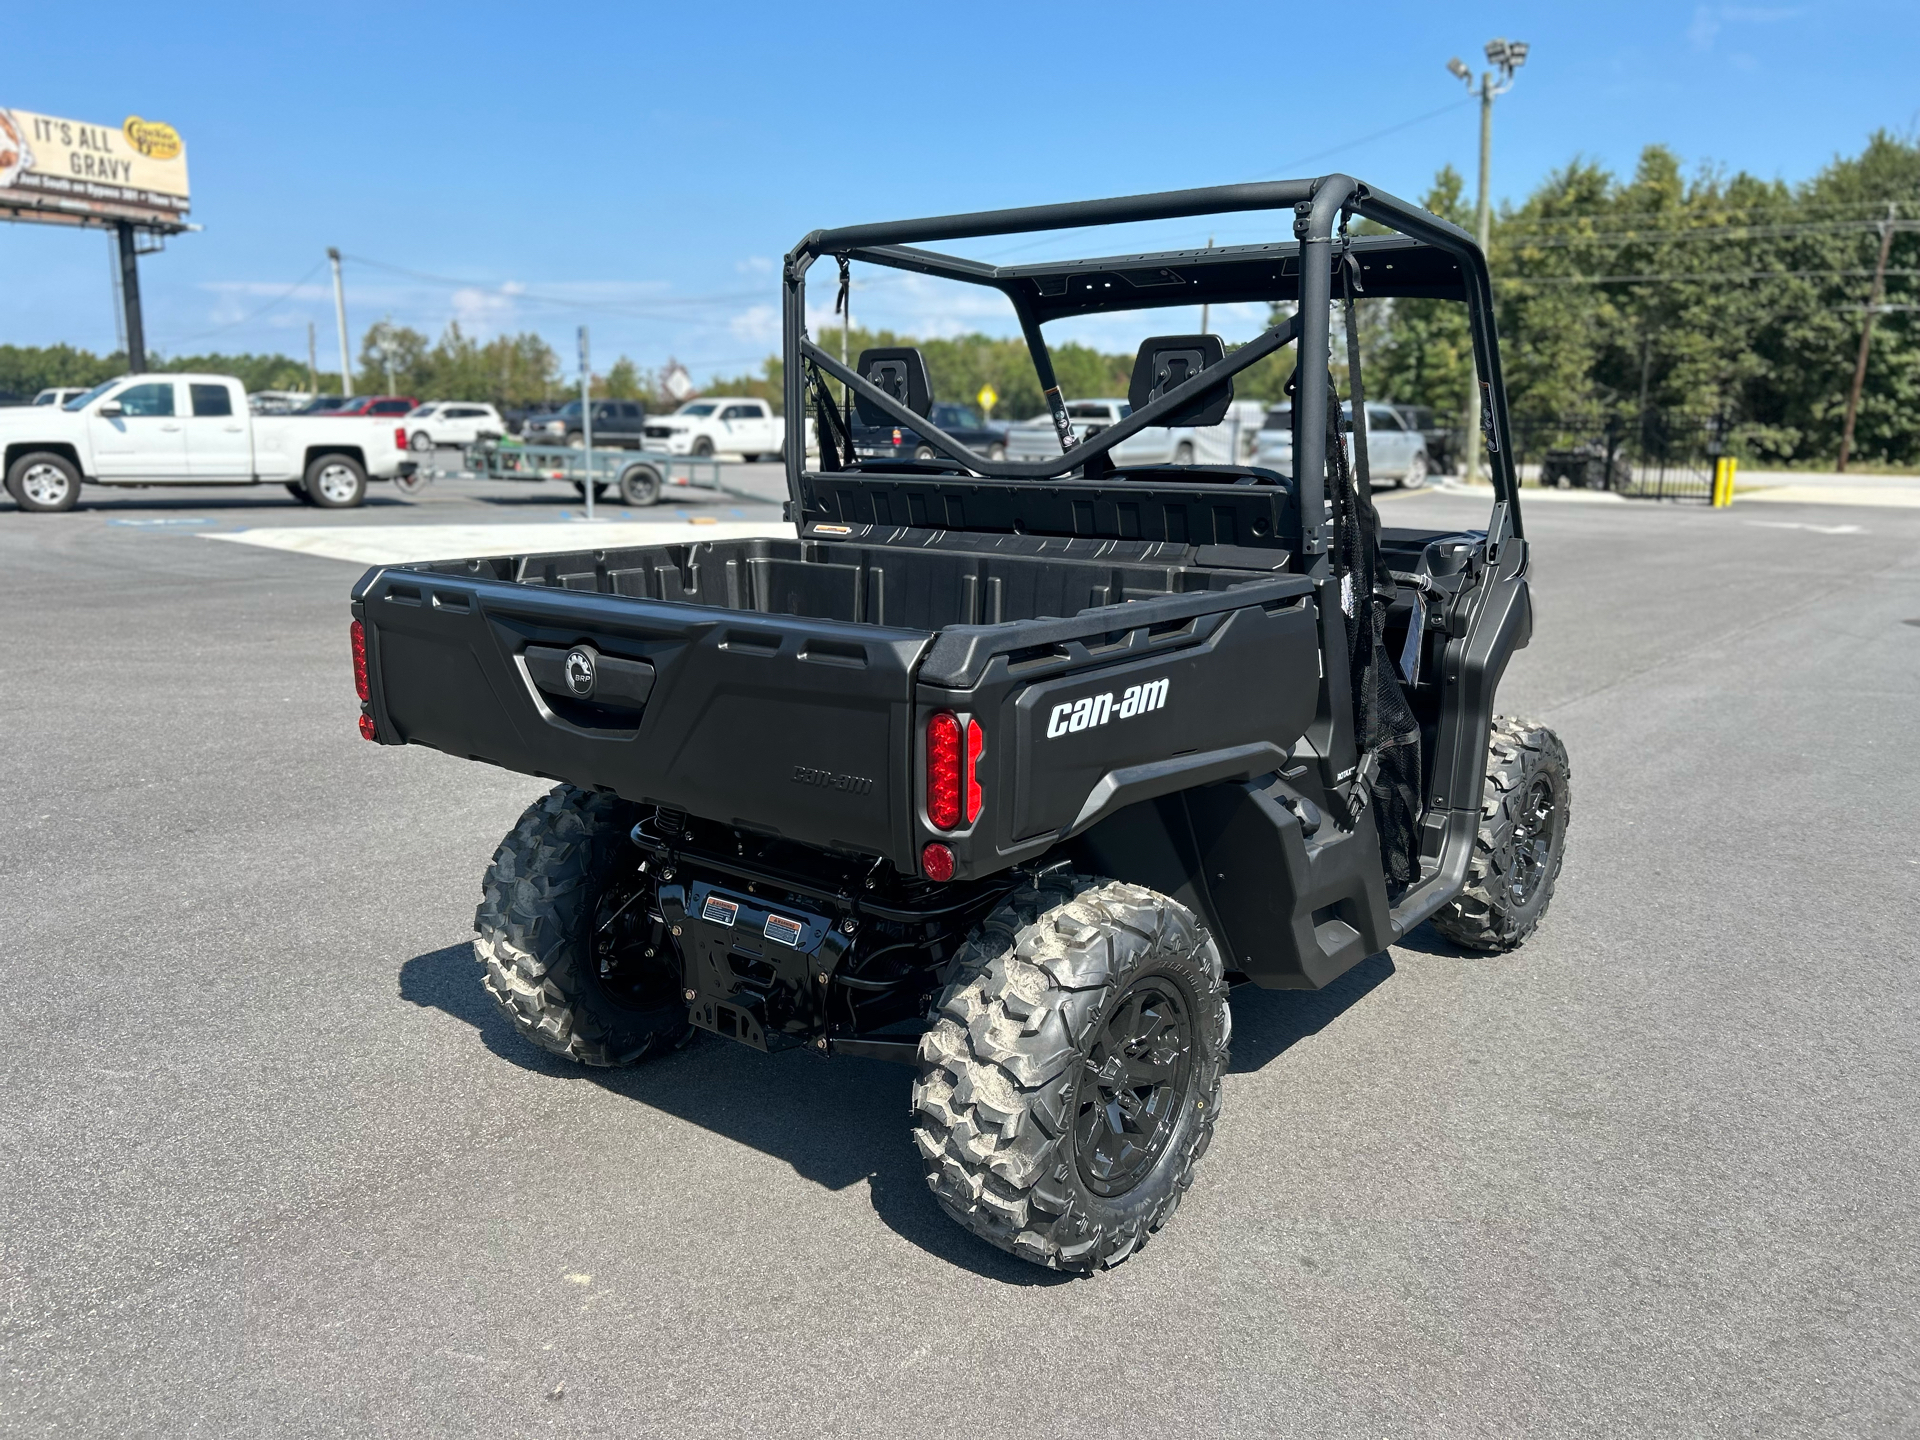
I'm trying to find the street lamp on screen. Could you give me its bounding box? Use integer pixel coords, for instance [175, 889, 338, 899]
[1446, 37, 1528, 483]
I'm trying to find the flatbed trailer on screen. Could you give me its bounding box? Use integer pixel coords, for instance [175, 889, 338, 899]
[454, 442, 725, 506]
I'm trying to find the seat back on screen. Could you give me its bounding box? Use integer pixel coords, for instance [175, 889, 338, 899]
[853, 347, 933, 425]
[1128, 334, 1232, 428]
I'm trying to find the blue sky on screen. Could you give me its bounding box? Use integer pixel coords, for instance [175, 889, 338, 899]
[3, 0, 1914, 382]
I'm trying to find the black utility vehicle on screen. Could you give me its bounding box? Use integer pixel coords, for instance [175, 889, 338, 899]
[350, 177, 1570, 1273]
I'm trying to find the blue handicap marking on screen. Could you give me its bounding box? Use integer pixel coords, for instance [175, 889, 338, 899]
[107, 517, 214, 527]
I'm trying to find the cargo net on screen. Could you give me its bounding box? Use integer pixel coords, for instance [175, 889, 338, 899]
[1326, 287, 1424, 887]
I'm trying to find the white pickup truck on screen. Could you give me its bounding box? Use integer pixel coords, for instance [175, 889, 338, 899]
[1001, 397, 1265, 468]
[639, 397, 784, 460]
[0, 373, 418, 512]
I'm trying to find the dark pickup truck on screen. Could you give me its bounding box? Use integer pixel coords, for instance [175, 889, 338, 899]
[351, 177, 1569, 1274]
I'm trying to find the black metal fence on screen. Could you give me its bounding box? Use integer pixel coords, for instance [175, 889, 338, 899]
[1504, 413, 1733, 501]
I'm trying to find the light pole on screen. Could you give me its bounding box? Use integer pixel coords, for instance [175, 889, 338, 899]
[327, 247, 353, 399]
[1448, 37, 1528, 484]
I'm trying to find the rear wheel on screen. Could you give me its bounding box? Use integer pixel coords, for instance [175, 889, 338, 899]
[913, 874, 1230, 1272]
[409, 430, 434, 452]
[987, 442, 1007, 462]
[6, 452, 82, 512]
[913, 444, 936, 461]
[303, 454, 367, 508]
[619, 464, 662, 506]
[474, 785, 691, 1067]
[393, 470, 432, 498]
[1400, 451, 1430, 489]
[1173, 442, 1194, 465]
[1431, 717, 1572, 952]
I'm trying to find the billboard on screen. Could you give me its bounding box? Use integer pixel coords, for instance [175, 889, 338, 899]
[0, 107, 190, 230]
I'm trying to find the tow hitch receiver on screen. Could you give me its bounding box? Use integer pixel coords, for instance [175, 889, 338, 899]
[658, 879, 847, 1052]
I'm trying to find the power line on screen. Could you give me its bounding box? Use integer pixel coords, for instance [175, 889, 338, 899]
[1504, 267, 1920, 286]
[160, 260, 325, 347]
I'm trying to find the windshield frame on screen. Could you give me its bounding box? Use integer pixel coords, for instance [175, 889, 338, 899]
[63, 380, 123, 412]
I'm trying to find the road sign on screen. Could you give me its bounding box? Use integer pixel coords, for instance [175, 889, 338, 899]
[977, 383, 997, 415]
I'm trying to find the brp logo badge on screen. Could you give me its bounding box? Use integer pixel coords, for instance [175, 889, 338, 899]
[563, 646, 597, 698]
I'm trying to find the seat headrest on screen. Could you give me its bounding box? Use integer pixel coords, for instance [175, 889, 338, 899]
[853, 347, 933, 425]
[1128, 334, 1232, 427]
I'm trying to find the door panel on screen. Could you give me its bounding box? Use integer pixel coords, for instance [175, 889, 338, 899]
[184, 382, 252, 478]
[90, 382, 187, 478]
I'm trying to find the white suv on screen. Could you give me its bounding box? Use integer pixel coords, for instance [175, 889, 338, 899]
[405, 402, 505, 452]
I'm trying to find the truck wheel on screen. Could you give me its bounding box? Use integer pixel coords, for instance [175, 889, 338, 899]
[913, 874, 1230, 1272]
[285, 482, 317, 505]
[1430, 717, 1572, 952]
[912, 445, 936, 461]
[619, 464, 661, 506]
[1400, 451, 1429, 490]
[692, 436, 715, 458]
[304, 455, 367, 508]
[474, 785, 691, 1067]
[7, 452, 83, 512]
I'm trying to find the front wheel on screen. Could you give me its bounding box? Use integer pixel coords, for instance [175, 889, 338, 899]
[1399, 451, 1429, 489]
[475, 786, 692, 1066]
[1430, 717, 1572, 952]
[914, 875, 1230, 1272]
[6, 452, 82, 512]
[303, 454, 367, 508]
[691, 436, 715, 458]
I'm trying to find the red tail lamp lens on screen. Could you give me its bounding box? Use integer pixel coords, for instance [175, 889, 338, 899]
[351, 619, 370, 701]
[358, 713, 378, 742]
[395, 426, 408, 450]
[926, 711, 962, 830]
[921, 841, 954, 882]
[965, 718, 985, 823]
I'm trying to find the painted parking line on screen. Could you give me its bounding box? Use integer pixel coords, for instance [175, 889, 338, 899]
[203, 518, 793, 566]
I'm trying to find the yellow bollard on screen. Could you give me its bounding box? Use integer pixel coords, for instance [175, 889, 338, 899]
[1711, 455, 1738, 508]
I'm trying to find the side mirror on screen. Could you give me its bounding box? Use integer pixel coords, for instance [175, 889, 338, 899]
[98, 401, 124, 418]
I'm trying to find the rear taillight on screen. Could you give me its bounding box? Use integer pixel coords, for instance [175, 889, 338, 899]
[926, 711, 985, 831]
[891, 427, 902, 446]
[926, 712, 962, 830]
[351, 619, 369, 700]
[921, 842, 954, 882]
[395, 426, 407, 450]
[359, 714, 378, 741]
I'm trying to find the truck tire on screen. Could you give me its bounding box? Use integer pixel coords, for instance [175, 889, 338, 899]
[618, 463, 662, 506]
[692, 436, 715, 458]
[303, 454, 367, 508]
[1430, 717, 1572, 952]
[409, 430, 434, 452]
[913, 874, 1230, 1272]
[1400, 451, 1429, 489]
[474, 785, 691, 1067]
[6, 451, 83, 512]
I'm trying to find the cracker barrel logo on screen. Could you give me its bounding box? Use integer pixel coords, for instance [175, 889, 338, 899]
[122, 116, 181, 161]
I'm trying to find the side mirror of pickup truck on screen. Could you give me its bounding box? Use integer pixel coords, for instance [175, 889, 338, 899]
[98, 401, 124, 418]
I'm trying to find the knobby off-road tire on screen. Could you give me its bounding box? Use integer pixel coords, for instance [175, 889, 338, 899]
[913, 875, 1231, 1272]
[474, 785, 691, 1066]
[1431, 716, 1572, 952]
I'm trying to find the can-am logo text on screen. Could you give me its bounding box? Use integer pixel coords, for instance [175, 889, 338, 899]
[1046, 677, 1169, 738]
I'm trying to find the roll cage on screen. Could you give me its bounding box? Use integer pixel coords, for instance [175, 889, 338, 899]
[780, 175, 1521, 560]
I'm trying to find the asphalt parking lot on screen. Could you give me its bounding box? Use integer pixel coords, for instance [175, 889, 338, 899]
[3, 471, 1917, 1436]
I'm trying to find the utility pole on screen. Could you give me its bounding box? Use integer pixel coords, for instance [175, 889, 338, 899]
[381, 313, 396, 395]
[306, 321, 318, 400]
[1448, 39, 1528, 484]
[1838, 202, 1898, 472]
[578, 325, 596, 522]
[328, 247, 353, 398]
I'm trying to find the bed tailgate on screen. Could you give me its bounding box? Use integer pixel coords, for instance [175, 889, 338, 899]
[350, 566, 930, 866]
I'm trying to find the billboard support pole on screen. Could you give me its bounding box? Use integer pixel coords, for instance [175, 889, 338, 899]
[115, 222, 147, 373]
[328, 247, 352, 398]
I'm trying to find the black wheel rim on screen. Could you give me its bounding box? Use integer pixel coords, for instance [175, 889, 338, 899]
[1074, 977, 1195, 1198]
[1510, 776, 1561, 907]
[590, 875, 679, 1014]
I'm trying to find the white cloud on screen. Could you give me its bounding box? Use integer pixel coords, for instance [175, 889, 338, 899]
[451, 286, 516, 331]
[729, 304, 778, 343]
[1690, 4, 1803, 51]
[736, 256, 775, 274]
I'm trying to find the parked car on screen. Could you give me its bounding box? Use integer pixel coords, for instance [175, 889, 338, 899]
[1002, 398, 1243, 467]
[248, 390, 314, 415]
[404, 402, 506, 451]
[326, 395, 417, 419]
[296, 395, 350, 414]
[853, 402, 1009, 463]
[503, 401, 563, 437]
[642, 398, 783, 460]
[1394, 404, 1458, 475]
[32, 387, 90, 407]
[1, 372, 417, 512]
[531, 399, 649, 449]
[1253, 400, 1430, 488]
